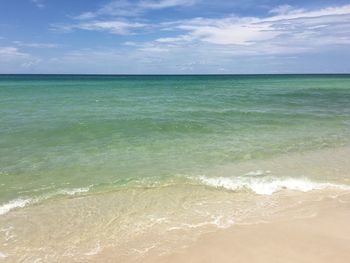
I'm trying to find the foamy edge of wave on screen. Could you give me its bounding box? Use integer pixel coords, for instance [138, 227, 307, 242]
[0, 198, 31, 215]
[0, 186, 92, 216]
[55, 186, 91, 196]
[0, 251, 7, 258]
[198, 176, 350, 195]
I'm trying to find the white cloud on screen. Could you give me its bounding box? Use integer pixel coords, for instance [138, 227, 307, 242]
[55, 3, 350, 62]
[139, 0, 197, 10]
[8, 3, 350, 73]
[13, 41, 59, 48]
[123, 41, 139, 46]
[69, 4, 350, 52]
[173, 17, 279, 45]
[41, 48, 136, 74]
[156, 35, 193, 43]
[75, 0, 198, 19]
[66, 20, 147, 35]
[0, 46, 41, 72]
[31, 0, 45, 9]
[53, 18, 148, 35]
[0, 47, 28, 58]
[139, 46, 169, 52]
[266, 4, 350, 21]
[269, 5, 303, 15]
[154, 4, 350, 53]
[21, 58, 41, 68]
[75, 1, 138, 19]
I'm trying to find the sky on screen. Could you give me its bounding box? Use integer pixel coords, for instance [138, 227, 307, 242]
[0, 0, 350, 74]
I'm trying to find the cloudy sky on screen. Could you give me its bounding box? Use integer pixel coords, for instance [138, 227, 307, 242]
[1, 0, 350, 74]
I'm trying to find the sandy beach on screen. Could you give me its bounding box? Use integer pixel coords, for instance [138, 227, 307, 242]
[143, 195, 350, 263]
[1, 145, 350, 262]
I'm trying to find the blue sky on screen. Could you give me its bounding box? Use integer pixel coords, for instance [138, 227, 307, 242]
[0, 0, 350, 74]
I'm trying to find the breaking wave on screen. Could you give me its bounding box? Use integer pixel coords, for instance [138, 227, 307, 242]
[197, 175, 350, 195]
[0, 186, 91, 216]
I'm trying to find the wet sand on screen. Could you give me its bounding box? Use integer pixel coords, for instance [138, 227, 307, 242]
[143, 196, 350, 263]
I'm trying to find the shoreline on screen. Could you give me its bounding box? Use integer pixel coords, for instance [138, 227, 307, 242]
[1, 145, 350, 262]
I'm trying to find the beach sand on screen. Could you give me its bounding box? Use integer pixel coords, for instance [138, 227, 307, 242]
[1, 146, 350, 262]
[142, 196, 350, 263]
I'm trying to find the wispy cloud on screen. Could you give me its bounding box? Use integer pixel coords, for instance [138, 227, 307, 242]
[31, 0, 45, 9]
[75, 0, 198, 19]
[0, 46, 41, 71]
[8, 2, 350, 73]
[74, 1, 137, 19]
[13, 41, 59, 48]
[64, 3, 350, 52]
[151, 4, 350, 54]
[54, 20, 147, 35]
[0, 47, 29, 58]
[139, 0, 197, 10]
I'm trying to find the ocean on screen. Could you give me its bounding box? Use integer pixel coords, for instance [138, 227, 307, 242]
[1, 74, 350, 261]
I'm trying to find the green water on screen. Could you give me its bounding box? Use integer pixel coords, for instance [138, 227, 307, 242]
[1, 75, 350, 204]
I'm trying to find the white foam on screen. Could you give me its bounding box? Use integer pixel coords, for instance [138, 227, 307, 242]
[245, 170, 270, 176]
[56, 187, 91, 196]
[198, 176, 350, 195]
[167, 214, 235, 232]
[85, 242, 102, 256]
[0, 251, 7, 258]
[0, 198, 32, 215]
[212, 215, 235, 228]
[0, 186, 92, 216]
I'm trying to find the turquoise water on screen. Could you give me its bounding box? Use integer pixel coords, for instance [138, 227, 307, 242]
[1, 74, 350, 204]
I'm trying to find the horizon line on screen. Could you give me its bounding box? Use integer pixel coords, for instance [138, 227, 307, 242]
[1, 73, 350, 76]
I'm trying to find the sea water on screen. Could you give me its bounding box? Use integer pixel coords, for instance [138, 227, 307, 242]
[1, 74, 350, 261]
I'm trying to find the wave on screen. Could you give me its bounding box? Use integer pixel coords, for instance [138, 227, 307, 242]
[0, 198, 31, 215]
[0, 186, 92, 216]
[1, 176, 349, 216]
[54, 187, 91, 196]
[197, 175, 350, 195]
[113, 173, 350, 196]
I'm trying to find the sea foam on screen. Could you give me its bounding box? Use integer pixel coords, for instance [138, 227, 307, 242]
[198, 176, 350, 195]
[0, 198, 32, 215]
[55, 187, 91, 196]
[0, 186, 92, 216]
